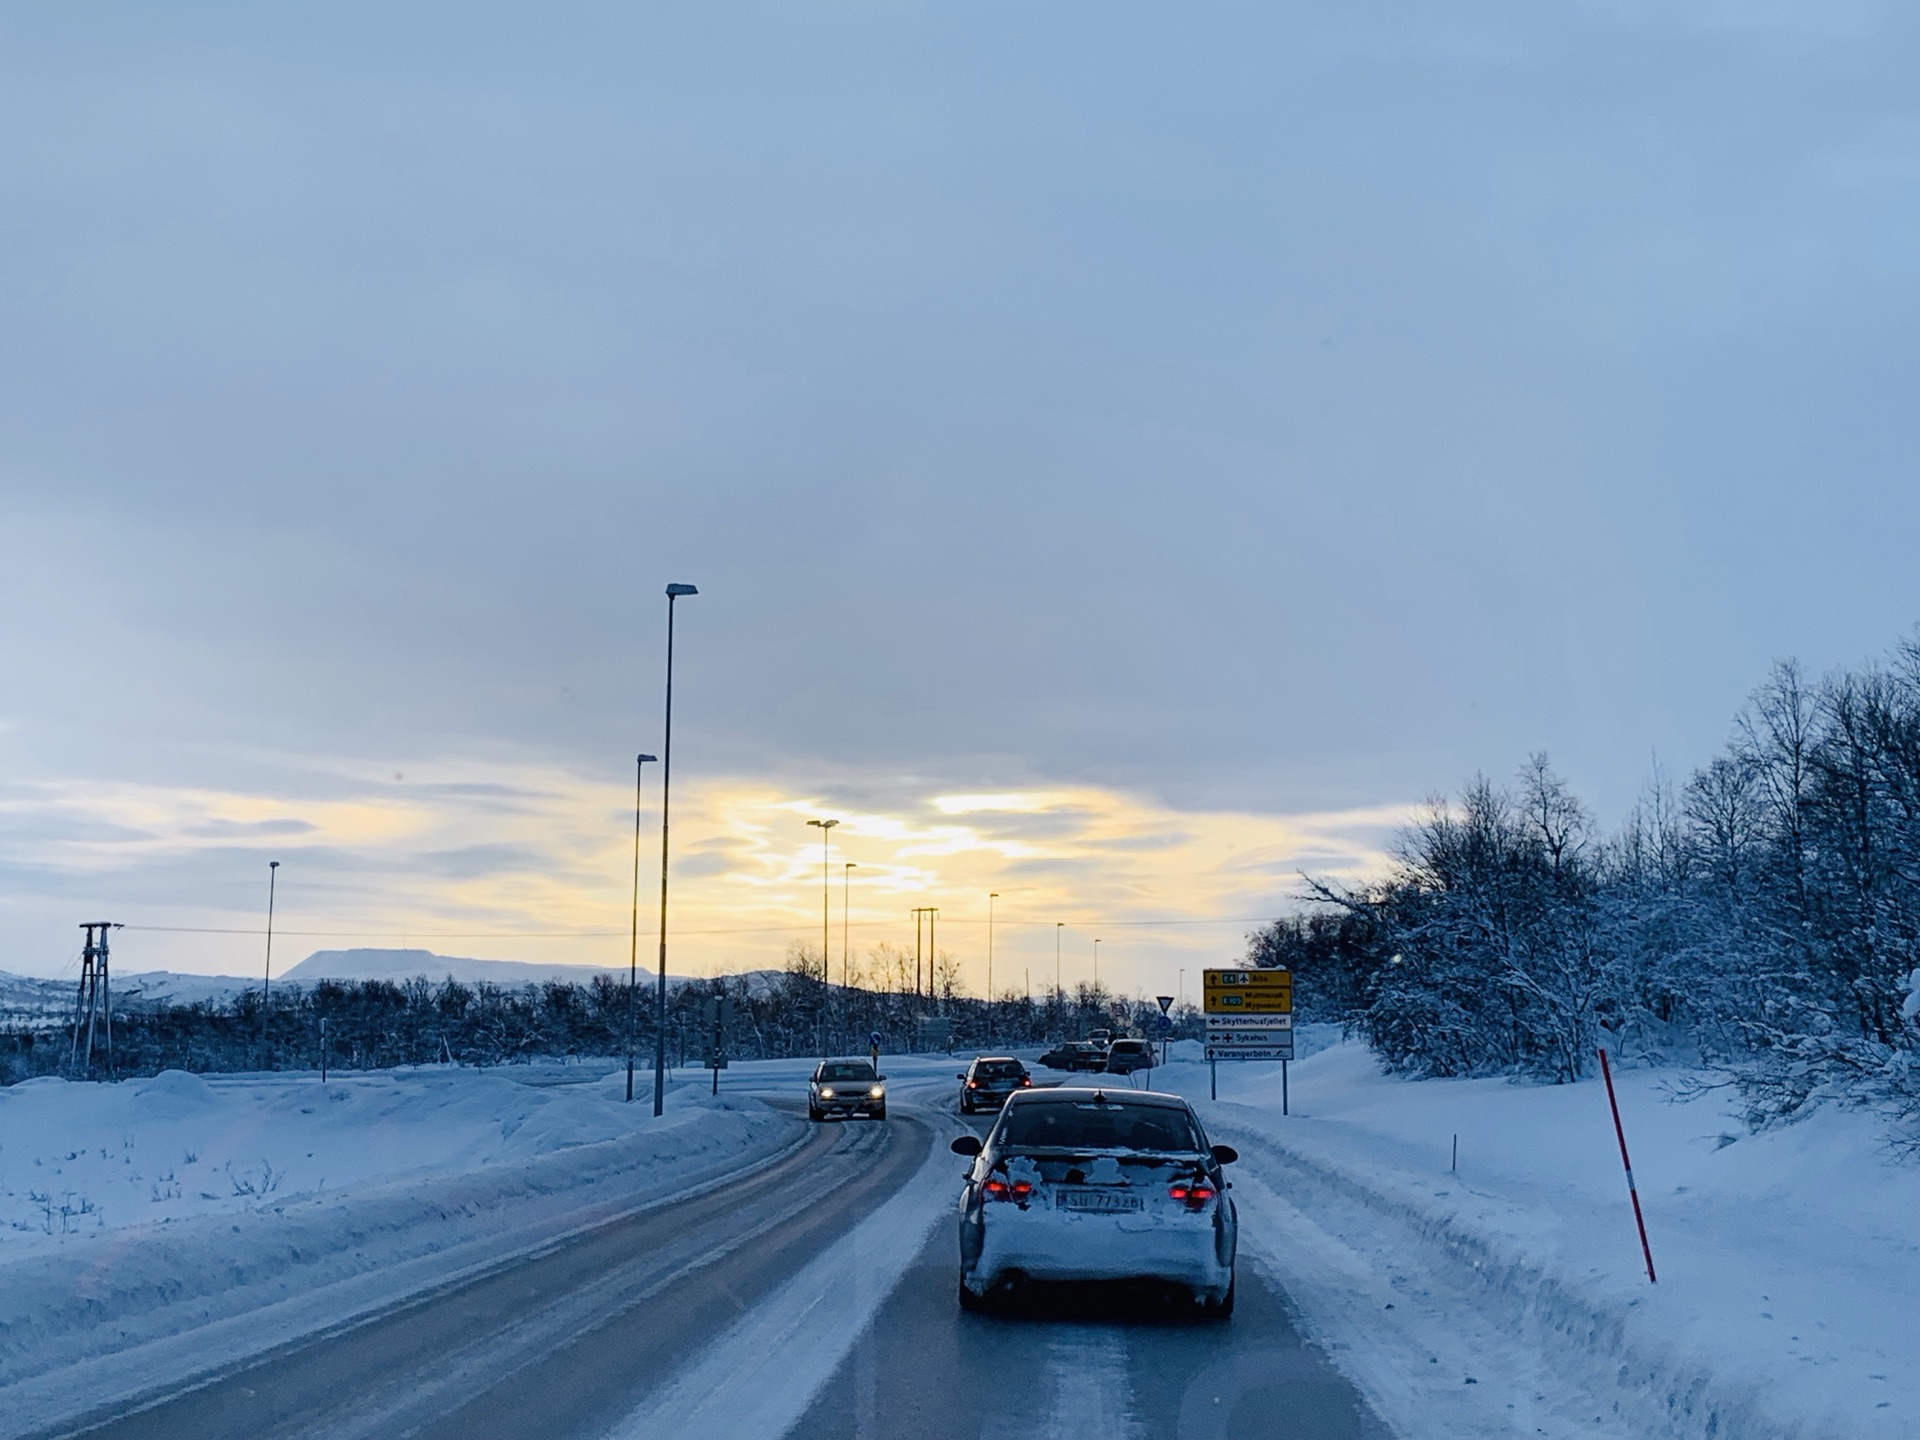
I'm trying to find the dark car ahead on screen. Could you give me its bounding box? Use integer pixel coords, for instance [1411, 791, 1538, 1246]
[808, 1058, 887, 1121]
[958, 1056, 1031, 1113]
[1103, 1038, 1155, 1075]
[1037, 1041, 1105, 1072]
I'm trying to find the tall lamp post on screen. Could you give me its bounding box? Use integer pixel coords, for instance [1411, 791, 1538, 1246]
[626, 753, 658, 1103]
[842, 863, 856, 991]
[986, 892, 998, 1043]
[1094, 937, 1102, 994]
[654, 582, 698, 1117]
[808, 818, 838, 1056]
[262, 860, 280, 1057]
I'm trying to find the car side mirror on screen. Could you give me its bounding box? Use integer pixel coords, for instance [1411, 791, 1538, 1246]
[957, 1073, 966, 1079]
[876, 1075, 886, 1082]
[950, 1135, 982, 1157]
[1210, 1144, 1239, 1165]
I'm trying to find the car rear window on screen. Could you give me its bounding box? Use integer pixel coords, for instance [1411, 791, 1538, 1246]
[976, 1060, 1025, 1078]
[818, 1063, 875, 1081]
[997, 1100, 1201, 1153]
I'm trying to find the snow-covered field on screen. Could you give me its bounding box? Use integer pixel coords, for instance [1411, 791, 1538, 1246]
[0, 1059, 812, 1431]
[1155, 1033, 1919, 1440]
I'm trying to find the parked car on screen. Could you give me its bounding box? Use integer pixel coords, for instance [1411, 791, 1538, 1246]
[808, 1058, 887, 1121]
[958, 1056, 1032, 1113]
[1103, 1038, 1155, 1075]
[1037, 1041, 1105, 1072]
[950, 1087, 1238, 1313]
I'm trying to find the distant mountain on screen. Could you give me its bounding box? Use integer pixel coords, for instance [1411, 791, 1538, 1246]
[280, 948, 656, 989]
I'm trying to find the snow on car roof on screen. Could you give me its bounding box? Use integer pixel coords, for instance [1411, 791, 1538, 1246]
[1006, 1086, 1188, 1110]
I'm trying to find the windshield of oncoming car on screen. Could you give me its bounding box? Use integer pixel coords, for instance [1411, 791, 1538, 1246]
[818, 1063, 876, 1082]
[996, 1101, 1202, 1153]
[975, 1060, 1024, 1078]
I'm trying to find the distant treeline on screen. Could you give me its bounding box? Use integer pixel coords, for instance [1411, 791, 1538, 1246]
[1, 961, 1202, 1086]
[1252, 629, 1920, 1134]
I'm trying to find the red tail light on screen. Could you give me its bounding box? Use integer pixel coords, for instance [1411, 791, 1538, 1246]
[1019, 1076, 1031, 1086]
[1168, 1183, 1216, 1211]
[982, 1179, 1034, 1203]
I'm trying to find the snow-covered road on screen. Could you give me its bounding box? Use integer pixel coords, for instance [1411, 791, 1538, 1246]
[8, 1041, 1904, 1439]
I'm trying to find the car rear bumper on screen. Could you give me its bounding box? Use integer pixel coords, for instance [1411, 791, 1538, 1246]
[963, 1209, 1232, 1298]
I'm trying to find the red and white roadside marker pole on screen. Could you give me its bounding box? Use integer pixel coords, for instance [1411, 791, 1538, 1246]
[1597, 1046, 1657, 1284]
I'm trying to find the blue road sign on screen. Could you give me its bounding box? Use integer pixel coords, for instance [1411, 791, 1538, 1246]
[1156, 1013, 1173, 1033]
[869, 1030, 882, 1048]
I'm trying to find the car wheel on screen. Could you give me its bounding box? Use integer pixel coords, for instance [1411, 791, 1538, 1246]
[808, 1104, 822, 1122]
[873, 1106, 887, 1120]
[1202, 1273, 1236, 1318]
[958, 1278, 985, 1313]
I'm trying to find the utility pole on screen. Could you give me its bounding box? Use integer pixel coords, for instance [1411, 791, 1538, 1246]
[71, 923, 119, 1077]
[912, 907, 933, 1001]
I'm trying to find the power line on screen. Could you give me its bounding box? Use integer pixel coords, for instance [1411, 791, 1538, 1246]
[120, 913, 1280, 941]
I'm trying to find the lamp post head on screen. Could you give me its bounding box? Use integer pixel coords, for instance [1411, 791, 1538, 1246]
[808, 818, 839, 831]
[638, 753, 658, 764]
[269, 860, 279, 871]
[665, 583, 698, 598]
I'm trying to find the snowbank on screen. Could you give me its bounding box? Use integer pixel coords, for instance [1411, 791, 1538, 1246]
[1153, 1035, 1917, 1440]
[0, 1063, 802, 1426]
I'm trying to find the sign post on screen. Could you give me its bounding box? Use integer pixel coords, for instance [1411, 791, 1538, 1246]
[702, 997, 734, 1095]
[1155, 994, 1174, 1065]
[1203, 968, 1293, 1107]
[869, 1028, 882, 1070]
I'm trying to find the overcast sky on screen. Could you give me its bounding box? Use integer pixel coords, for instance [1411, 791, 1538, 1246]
[2, 1, 1916, 991]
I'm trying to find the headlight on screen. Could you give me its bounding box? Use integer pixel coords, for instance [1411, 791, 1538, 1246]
[869, 1085, 885, 1099]
[819, 1087, 835, 1098]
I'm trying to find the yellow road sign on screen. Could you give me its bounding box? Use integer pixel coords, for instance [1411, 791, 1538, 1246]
[1202, 968, 1292, 1014]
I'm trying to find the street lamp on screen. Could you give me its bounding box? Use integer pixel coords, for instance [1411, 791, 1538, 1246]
[986, 892, 998, 1041]
[626, 753, 658, 1103]
[1094, 937, 1102, 993]
[654, 582, 697, 1117]
[843, 863, 857, 993]
[808, 819, 838, 1056]
[262, 860, 280, 1056]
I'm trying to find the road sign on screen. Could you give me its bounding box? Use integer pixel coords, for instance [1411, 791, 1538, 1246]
[1205, 1014, 1292, 1035]
[869, 1030, 882, 1048]
[1205, 1041, 1294, 1061]
[1203, 968, 1292, 1015]
[1156, 995, 1174, 1014]
[1155, 1013, 1173, 1033]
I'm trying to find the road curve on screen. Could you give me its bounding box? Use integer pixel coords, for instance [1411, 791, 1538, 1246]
[33, 1107, 930, 1440]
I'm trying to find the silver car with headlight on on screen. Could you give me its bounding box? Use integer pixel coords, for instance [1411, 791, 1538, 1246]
[808, 1058, 887, 1120]
[950, 1086, 1237, 1313]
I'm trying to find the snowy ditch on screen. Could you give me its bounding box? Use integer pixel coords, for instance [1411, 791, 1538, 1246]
[1158, 1036, 1917, 1440]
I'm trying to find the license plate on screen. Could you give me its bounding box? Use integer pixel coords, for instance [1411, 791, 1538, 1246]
[1057, 1189, 1142, 1213]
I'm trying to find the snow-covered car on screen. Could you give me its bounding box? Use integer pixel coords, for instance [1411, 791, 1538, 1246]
[1102, 1038, 1155, 1075]
[958, 1055, 1032, 1113]
[950, 1087, 1238, 1313]
[1036, 1041, 1105, 1072]
[808, 1059, 887, 1120]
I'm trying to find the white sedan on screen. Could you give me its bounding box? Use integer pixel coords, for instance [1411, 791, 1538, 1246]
[950, 1086, 1238, 1314]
